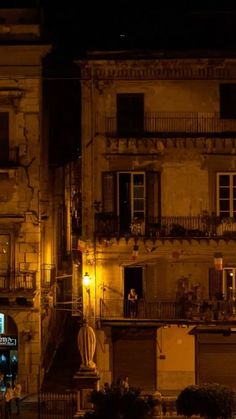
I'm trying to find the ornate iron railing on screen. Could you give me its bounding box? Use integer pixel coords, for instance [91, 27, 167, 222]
[95, 112, 236, 136]
[95, 213, 236, 238]
[0, 271, 36, 291]
[100, 299, 235, 322]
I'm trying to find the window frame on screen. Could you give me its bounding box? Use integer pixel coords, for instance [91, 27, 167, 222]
[216, 172, 236, 218]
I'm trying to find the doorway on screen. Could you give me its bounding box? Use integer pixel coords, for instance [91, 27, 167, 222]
[124, 266, 143, 300]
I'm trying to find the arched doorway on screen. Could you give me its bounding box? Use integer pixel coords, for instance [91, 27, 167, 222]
[0, 313, 18, 390]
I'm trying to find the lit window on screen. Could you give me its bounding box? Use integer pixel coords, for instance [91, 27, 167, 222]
[0, 313, 4, 334]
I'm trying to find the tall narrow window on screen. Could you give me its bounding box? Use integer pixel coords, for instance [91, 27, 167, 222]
[220, 84, 236, 119]
[118, 172, 145, 232]
[217, 173, 236, 218]
[101, 171, 160, 234]
[117, 94, 144, 136]
[0, 113, 9, 162]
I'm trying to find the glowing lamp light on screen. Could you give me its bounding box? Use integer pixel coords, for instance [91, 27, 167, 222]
[83, 272, 91, 287]
[214, 252, 223, 271]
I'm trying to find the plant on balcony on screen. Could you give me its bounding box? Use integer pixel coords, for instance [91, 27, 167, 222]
[83, 386, 155, 419]
[170, 223, 186, 237]
[130, 218, 144, 236]
[176, 383, 236, 419]
[217, 217, 236, 237]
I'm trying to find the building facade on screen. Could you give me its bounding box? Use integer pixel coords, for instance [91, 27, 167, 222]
[0, 8, 54, 393]
[79, 52, 236, 393]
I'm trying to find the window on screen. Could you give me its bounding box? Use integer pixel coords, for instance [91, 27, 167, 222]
[118, 172, 145, 232]
[117, 94, 144, 136]
[0, 113, 9, 161]
[220, 84, 236, 119]
[0, 313, 4, 334]
[209, 267, 236, 300]
[102, 171, 160, 233]
[217, 173, 236, 218]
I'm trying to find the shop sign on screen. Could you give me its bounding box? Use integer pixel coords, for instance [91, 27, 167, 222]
[0, 335, 17, 347]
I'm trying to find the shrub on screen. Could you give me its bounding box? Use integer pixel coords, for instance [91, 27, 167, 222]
[176, 383, 236, 419]
[83, 386, 155, 419]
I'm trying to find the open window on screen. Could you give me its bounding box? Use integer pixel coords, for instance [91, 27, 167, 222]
[101, 171, 160, 234]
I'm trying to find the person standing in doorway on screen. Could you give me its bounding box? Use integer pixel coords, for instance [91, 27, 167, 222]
[128, 288, 138, 317]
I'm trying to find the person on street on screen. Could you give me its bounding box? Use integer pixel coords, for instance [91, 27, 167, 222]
[14, 381, 22, 415]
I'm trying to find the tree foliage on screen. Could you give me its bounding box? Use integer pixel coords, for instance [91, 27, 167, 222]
[176, 383, 236, 419]
[83, 386, 155, 419]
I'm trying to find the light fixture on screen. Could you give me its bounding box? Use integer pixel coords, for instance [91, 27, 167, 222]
[83, 272, 90, 287]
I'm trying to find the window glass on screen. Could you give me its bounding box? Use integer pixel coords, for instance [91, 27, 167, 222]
[0, 314, 4, 334]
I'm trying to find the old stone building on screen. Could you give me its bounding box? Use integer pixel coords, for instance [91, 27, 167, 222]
[79, 51, 236, 393]
[0, 7, 53, 393]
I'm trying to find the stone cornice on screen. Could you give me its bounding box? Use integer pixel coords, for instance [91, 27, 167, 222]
[80, 59, 236, 80]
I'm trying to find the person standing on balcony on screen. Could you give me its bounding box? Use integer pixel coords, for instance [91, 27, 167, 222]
[128, 288, 138, 317]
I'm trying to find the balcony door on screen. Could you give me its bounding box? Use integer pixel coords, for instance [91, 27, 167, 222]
[118, 172, 145, 233]
[124, 267, 143, 300]
[101, 171, 160, 234]
[217, 173, 236, 219]
[117, 93, 144, 137]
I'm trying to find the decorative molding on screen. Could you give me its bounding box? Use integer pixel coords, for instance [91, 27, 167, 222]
[80, 60, 236, 81]
[0, 89, 24, 111]
[104, 137, 236, 154]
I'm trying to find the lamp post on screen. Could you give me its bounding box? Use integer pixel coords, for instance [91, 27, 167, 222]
[83, 272, 91, 319]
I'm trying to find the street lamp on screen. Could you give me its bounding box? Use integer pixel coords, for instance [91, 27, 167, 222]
[83, 272, 91, 291]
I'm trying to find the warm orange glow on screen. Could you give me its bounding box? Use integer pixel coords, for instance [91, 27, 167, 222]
[83, 272, 90, 287]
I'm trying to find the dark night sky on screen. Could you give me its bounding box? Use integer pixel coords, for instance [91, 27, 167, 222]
[41, 2, 236, 56]
[2, 2, 236, 55]
[3, 1, 236, 164]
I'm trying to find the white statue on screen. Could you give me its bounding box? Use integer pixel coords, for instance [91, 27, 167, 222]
[78, 322, 96, 371]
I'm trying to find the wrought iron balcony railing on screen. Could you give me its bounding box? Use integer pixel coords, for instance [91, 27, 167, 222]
[95, 112, 236, 137]
[95, 213, 236, 238]
[0, 271, 36, 291]
[100, 299, 236, 322]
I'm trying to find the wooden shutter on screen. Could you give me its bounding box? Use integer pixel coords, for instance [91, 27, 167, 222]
[117, 94, 144, 136]
[146, 172, 160, 223]
[113, 330, 156, 391]
[102, 172, 116, 213]
[0, 113, 9, 161]
[197, 334, 236, 387]
[209, 267, 223, 299]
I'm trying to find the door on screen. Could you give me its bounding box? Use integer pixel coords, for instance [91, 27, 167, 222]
[118, 173, 145, 233]
[197, 333, 236, 388]
[113, 328, 156, 391]
[124, 267, 143, 317]
[124, 267, 143, 300]
[117, 94, 144, 137]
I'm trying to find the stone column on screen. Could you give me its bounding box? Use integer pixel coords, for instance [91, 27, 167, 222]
[73, 322, 100, 417]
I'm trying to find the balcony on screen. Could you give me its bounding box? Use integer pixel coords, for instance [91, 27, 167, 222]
[100, 299, 236, 323]
[0, 271, 36, 307]
[95, 112, 236, 137]
[95, 213, 236, 239]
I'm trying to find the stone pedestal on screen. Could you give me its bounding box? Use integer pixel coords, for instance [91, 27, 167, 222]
[73, 370, 100, 417]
